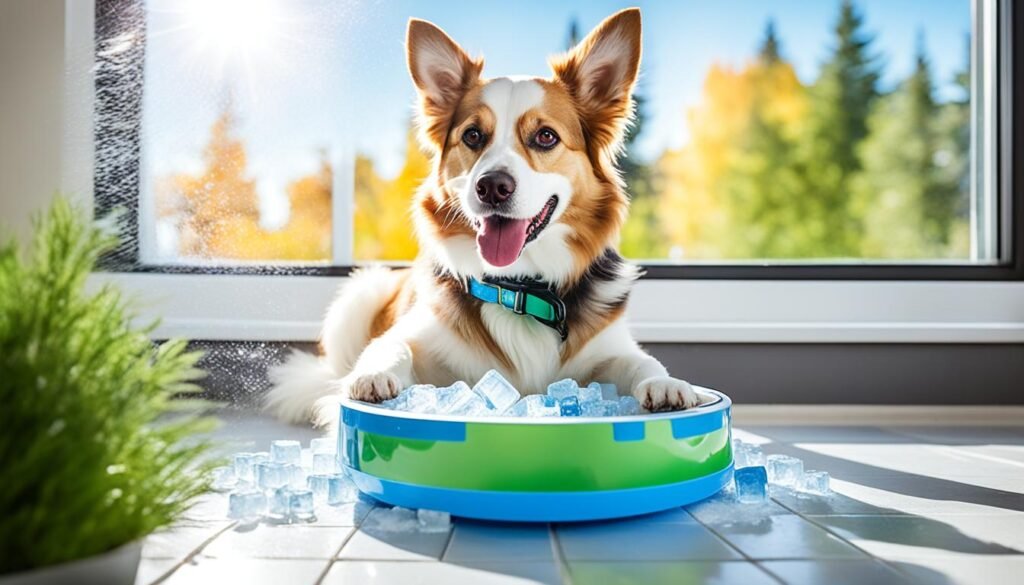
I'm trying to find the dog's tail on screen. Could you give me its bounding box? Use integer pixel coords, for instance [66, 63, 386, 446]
[264, 266, 403, 426]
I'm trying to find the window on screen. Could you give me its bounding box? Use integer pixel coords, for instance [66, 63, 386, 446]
[94, 0, 1021, 279]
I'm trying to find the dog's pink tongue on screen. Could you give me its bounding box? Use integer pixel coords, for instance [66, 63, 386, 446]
[476, 216, 530, 267]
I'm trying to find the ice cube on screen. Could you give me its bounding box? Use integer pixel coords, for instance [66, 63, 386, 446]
[307, 473, 332, 501]
[437, 381, 490, 416]
[284, 463, 306, 489]
[363, 506, 419, 532]
[381, 393, 408, 410]
[581, 399, 619, 417]
[211, 465, 236, 491]
[733, 441, 766, 468]
[766, 455, 804, 487]
[233, 452, 268, 483]
[618, 396, 641, 416]
[800, 470, 831, 495]
[579, 383, 603, 404]
[255, 461, 288, 490]
[472, 370, 521, 413]
[417, 509, 451, 532]
[599, 383, 619, 400]
[558, 395, 582, 417]
[546, 378, 579, 401]
[405, 385, 439, 413]
[268, 487, 291, 519]
[526, 394, 559, 416]
[228, 489, 266, 520]
[310, 437, 336, 454]
[328, 473, 359, 505]
[734, 466, 768, 503]
[288, 489, 316, 520]
[271, 440, 301, 464]
[313, 452, 338, 474]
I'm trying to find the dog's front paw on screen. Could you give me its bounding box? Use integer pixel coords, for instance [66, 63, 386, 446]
[634, 376, 699, 411]
[345, 371, 403, 403]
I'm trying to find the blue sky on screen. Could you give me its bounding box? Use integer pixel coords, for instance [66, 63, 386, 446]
[141, 0, 970, 228]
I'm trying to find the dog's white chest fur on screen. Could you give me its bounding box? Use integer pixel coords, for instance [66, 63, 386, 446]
[478, 304, 563, 394]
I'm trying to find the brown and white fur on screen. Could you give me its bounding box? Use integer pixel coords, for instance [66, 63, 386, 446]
[266, 8, 698, 429]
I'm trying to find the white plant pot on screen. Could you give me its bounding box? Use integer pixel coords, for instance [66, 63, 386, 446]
[0, 540, 141, 585]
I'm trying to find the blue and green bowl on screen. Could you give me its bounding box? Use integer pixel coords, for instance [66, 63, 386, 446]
[338, 387, 733, 522]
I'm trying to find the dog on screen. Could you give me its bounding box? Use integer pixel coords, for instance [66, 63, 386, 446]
[266, 8, 700, 429]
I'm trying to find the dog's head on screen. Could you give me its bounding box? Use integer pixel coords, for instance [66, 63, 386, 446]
[408, 9, 641, 284]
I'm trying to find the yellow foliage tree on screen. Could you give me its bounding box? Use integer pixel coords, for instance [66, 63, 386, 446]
[353, 127, 429, 261]
[156, 104, 331, 262]
[656, 42, 807, 259]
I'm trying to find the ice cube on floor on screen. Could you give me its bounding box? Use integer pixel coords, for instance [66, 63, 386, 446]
[581, 399, 619, 417]
[618, 396, 641, 416]
[364, 506, 419, 532]
[268, 487, 291, 518]
[312, 452, 338, 474]
[307, 474, 332, 501]
[255, 461, 289, 490]
[233, 452, 268, 483]
[328, 473, 359, 505]
[417, 509, 451, 532]
[472, 370, 521, 413]
[558, 395, 582, 417]
[284, 463, 306, 489]
[733, 440, 766, 468]
[800, 470, 831, 495]
[310, 437, 336, 454]
[599, 383, 619, 401]
[734, 466, 769, 503]
[437, 381, 490, 416]
[579, 383, 603, 404]
[288, 489, 315, 520]
[228, 490, 266, 520]
[271, 440, 301, 464]
[766, 454, 804, 487]
[211, 466, 236, 491]
[546, 378, 579, 401]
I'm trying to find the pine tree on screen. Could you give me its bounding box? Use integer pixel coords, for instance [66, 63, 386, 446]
[801, 0, 881, 255]
[853, 35, 961, 257]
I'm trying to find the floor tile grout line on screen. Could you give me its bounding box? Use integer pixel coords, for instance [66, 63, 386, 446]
[548, 524, 575, 585]
[683, 507, 757, 563]
[149, 521, 238, 585]
[437, 521, 458, 562]
[314, 524, 361, 585]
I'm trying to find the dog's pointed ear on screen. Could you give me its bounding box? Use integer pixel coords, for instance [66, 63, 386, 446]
[550, 8, 642, 152]
[407, 19, 483, 150]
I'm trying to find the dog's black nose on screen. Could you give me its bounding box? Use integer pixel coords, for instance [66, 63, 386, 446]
[475, 170, 516, 206]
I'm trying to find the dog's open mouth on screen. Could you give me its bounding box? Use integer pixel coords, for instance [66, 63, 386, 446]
[475, 195, 558, 267]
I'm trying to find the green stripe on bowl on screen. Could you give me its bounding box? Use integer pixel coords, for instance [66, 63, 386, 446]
[356, 417, 733, 492]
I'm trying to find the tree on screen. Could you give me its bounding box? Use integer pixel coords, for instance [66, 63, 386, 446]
[353, 126, 428, 261]
[156, 101, 332, 261]
[657, 20, 808, 259]
[852, 35, 963, 258]
[799, 0, 881, 255]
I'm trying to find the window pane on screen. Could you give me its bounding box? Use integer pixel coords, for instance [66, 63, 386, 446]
[134, 0, 987, 265]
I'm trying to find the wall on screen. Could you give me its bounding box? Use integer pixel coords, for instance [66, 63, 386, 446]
[0, 0, 67, 242]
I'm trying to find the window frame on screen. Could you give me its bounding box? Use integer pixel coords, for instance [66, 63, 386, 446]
[66, 0, 1024, 344]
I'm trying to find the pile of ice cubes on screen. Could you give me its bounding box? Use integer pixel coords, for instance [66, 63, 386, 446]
[731, 438, 831, 503]
[213, 437, 450, 531]
[376, 370, 643, 418]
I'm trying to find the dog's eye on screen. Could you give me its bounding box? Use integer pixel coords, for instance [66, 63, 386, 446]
[462, 127, 485, 150]
[533, 128, 560, 150]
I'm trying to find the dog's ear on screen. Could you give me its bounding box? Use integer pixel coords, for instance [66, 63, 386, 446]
[407, 19, 483, 151]
[550, 8, 641, 155]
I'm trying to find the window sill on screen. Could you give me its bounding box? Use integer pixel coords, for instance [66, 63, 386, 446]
[90, 272, 1024, 343]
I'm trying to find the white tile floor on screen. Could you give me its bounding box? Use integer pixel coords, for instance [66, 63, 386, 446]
[138, 411, 1024, 585]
